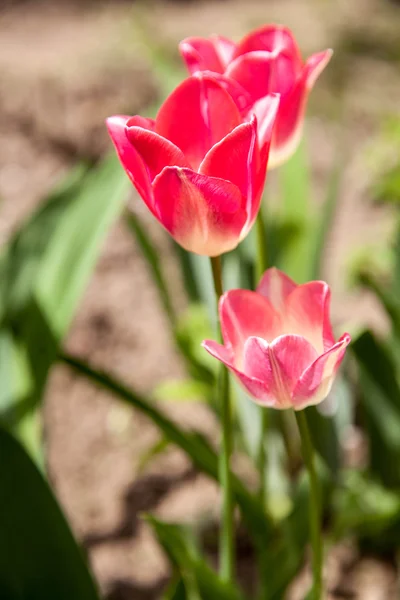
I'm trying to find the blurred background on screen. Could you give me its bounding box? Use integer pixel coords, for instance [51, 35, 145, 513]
[1, 0, 400, 598]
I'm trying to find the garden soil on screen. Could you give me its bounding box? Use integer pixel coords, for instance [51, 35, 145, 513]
[0, 0, 399, 598]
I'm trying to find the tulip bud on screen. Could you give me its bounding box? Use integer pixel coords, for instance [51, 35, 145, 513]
[203, 268, 350, 410]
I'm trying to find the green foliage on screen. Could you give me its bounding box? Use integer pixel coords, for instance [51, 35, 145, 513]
[0, 157, 129, 461]
[146, 516, 246, 600]
[0, 426, 99, 600]
[351, 330, 400, 488]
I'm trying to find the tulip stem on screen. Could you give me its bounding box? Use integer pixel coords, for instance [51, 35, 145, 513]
[210, 255, 234, 583]
[295, 410, 323, 600]
[255, 208, 269, 508]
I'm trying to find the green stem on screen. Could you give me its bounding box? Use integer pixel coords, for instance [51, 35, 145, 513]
[210, 256, 234, 582]
[257, 408, 268, 507]
[294, 410, 323, 600]
[255, 209, 269, 507]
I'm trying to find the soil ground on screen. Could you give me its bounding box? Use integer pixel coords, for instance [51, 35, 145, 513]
[1, 0, 400, 598]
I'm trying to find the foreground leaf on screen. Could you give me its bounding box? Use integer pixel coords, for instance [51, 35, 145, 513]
[146, 515, 246, 600]
[351, 330, 400, 487]
[60, 352, 274, 551]
[0, 426, 99, 600]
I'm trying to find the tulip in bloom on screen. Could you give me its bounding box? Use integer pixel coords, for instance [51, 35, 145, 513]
[180, 26, 332, 168]
[203, 268, 350, 410]
[107, 74, 279, 256]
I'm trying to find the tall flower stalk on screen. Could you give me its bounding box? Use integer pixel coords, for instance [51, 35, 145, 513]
[295, 410, 322, 599]
[210, 256, 234, 581]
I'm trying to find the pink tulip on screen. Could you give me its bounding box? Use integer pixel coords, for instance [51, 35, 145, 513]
[180, 26, 332, 168]
[203, 268, 350, 410]
[107, 74, 279, 256]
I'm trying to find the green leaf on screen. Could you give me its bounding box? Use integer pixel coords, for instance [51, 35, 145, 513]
[125, 212, 176, 325]
[153, 379, 212, 403]
[311, 155, 343, 280]
[0, 157, 128, 457]
[146, 515, 246, 600]
[351, 330, 400, 487]
[0, 164, 88, 324]
[0, 425, 99, 600]
[333, 470, 400, 540]
[35, 155, 129, 339]
[163, 575, 188, 600]
[278, 139, 313, 282]
[60, 352, 275, 553]
[137, 436, 171, 475]
[232, 380, 263, 461]
[175, 304, 216, 386]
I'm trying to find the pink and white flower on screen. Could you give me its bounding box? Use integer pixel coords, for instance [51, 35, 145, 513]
[180, 25, 332, 168]
[107, 73, 279, 256]
[203, 268, 350, 410]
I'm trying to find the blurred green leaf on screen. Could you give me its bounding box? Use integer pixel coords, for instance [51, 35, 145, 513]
[373, 164, 400, 205]
[35, 155, 129, 339]
[146, 515, 246, 600]
[175, 304, 216, 386]
[278, 139, 314, 283]
[351, 330, 400, 487]
[154, 379, 212, 403]
[137, 436, 171, 475]
[163, 575, 188, 600]
[232, 380, 263, 461]
[257, 459, 330, 600]
[60, 352, 275, 551]
[125, 212, 176, 325]
[333, 470, 400, 540]
[0, 164, 88, 323]
[0, 425, 99, 600]
[311, 156, 343, 280]
[0, 157, 129, 458]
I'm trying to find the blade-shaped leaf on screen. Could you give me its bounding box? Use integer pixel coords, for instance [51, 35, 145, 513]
[35, 155, 129, 339]
[125, 212, 176, 325]
[59, 352, 275, 552]
[146, 515, 246, 600]
[351, 330, 400, 487]
[0, 157, 129, 457]
[311, 155, 343, 280]
[333, 469, 400, 540]
[0, 425, 99, 600]
[278, 139, 313, 283]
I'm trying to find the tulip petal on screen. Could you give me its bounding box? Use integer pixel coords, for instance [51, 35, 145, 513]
[233, 25, 303, 70]
[257, 267, 297, 312]
[199, 118, 266, 228]
[226, 51, 276, 103]
[304, 49, 333, 90]
[271, 335, 318, 407]
[268, 49, 332, 168]
[211, 35, 237, 68]
[126, 115, 156, 131]
[126, 126, 190, 182]
[293, 333, 351, 409]
[246, 93, 280, 157]
[152, 167, 246, 256]
[242, 334, 318, 408]
[202, 339, 277, 407]
[155, 75, 241, 171]
[179, 37, 226, 74]
[106, 115, 154, 212]
[219, 289, 282, 366]
[284, 281, 335, 353]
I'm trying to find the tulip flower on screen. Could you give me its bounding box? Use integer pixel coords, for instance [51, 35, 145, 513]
[203, 268, 350, 410]
[107, 74, 279, 256]
[180, 26, 332, 168]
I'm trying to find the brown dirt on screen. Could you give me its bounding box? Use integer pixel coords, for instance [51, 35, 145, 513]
[1, 0, 400, 598]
